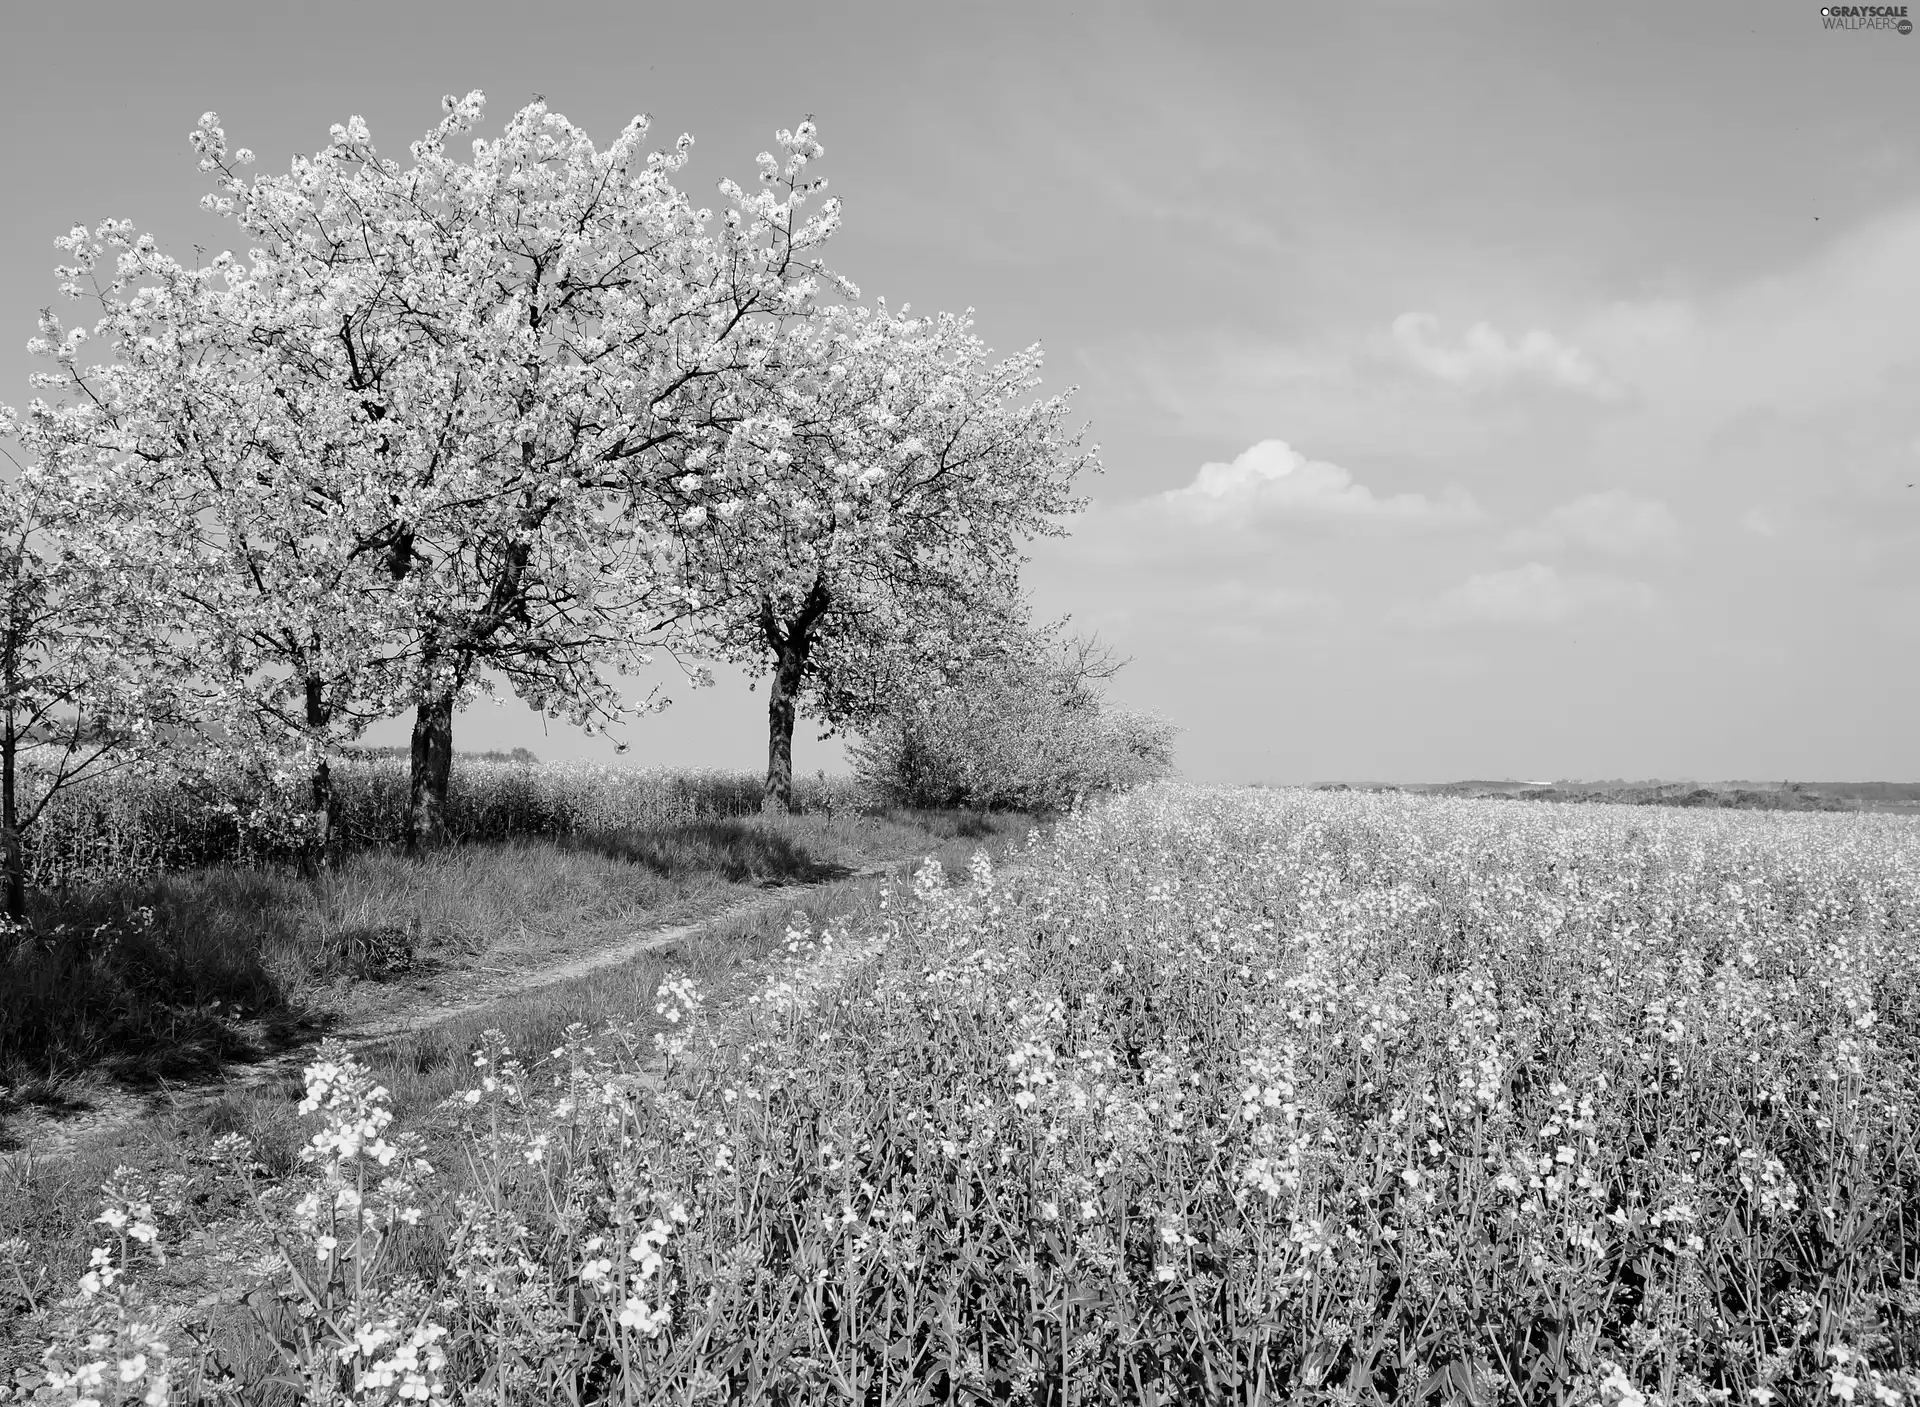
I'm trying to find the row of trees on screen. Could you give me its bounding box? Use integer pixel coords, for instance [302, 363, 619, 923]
[0, 92, 1100, 915]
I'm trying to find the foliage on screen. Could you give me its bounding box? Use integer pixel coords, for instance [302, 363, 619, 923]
[850, 631, 1179, 811]
[0, 465, 186, 918]
[29, 787, 1920, 1402]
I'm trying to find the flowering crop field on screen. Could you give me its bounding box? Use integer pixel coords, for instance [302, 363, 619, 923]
[32, 784, 1920, 1405]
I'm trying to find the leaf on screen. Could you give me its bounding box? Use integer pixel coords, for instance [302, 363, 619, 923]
[1412, 1358, 1485, 1405]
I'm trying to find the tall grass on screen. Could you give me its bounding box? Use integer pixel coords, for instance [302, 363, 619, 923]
[16, 759, 844, 890]
[25, 785, 1920, 1403]
[0, 802, 993, 1097]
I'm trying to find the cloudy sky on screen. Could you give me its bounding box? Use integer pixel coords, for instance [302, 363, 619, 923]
[3, 1, 1916, 783]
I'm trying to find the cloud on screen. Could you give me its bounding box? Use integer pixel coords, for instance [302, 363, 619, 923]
[1156, 439, 1483, 528]
[1504, 490, 1680, 555]
[1740, 507, 1779, 538]
[1093, 206, 1920, 518]
[1391, 313, 1620, 398]
[1091, 325, 1587, 463]
[1580, 208, 1920, 420]
[1390, 562, 1654, 628]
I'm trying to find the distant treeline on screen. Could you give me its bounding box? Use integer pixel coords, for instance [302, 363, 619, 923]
[1300, 780, 1920, 813]
[348, 746, 540, 765]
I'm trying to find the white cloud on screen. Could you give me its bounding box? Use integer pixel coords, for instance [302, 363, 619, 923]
[1391, 313, 1619, 398]
[1088, 329, 1537, 461]
[1390, 562, 1654, 628]
[1157, 439, 1482, 528]
[1504, 490, 1680, 555]
[1740, 507, 1779, 538]
[1580, 208, 1920, 419]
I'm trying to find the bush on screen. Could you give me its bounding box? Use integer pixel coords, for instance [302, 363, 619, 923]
[851, 638, 1179, 811]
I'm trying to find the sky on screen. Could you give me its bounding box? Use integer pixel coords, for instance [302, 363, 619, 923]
[2, 0, 1916, 784]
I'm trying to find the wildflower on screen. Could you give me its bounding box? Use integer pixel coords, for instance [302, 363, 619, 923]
[77, 1247, 120, 1298]
[1600, 1362, 1649, 1406]
[618, 1296, 671, 1336]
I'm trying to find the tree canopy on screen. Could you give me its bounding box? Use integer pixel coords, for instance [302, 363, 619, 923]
[11, 94, 847, 847]
[657, 302, 1097, 809]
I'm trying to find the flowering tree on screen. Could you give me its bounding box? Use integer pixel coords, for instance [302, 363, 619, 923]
[14, 94, 845, 851]
[656, 304, 1097, 811]
[0, 464, 180, 920]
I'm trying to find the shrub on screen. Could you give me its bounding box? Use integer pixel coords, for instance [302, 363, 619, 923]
[851, 636, 1179, 811]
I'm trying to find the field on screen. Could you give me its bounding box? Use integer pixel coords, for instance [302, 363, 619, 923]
[1363, 780, 1920, 816]
[12, 783, 1920, 1404]
[0, 761, 1038, 1398]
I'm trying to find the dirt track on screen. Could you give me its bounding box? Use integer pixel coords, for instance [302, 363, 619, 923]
[2, 859, 914, 1166]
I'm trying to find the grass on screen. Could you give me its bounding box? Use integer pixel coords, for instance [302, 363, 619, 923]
[0, 798, 1038, 1396]
[11, 757, 853, 891]
[0, 805, 1022, 1098]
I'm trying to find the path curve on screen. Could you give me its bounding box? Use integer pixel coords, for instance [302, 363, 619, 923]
[5, 858, 919, 1165]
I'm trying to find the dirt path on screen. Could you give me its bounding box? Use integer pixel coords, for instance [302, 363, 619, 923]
[4, 859, 916, 1166]
[288, 859, 907, 1057]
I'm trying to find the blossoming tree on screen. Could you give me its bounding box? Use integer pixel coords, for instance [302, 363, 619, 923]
[0, 463, 186, 920]
[655, 303, 1097, 811]
[15, 94, 845, 850]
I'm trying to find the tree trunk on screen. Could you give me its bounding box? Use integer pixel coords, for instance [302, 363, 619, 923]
[306, 676, 338, 867]
[406, 692, 456, 856]
[760, 579, 832, 817]
[309, 756, 337, 864]
[763, 637, 810, 815]
[2, 705, 21, 925]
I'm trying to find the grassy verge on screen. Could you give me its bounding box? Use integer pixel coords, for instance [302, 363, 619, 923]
[0, 805, 1037, 1392]
[0, 807, 1022, 1098]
